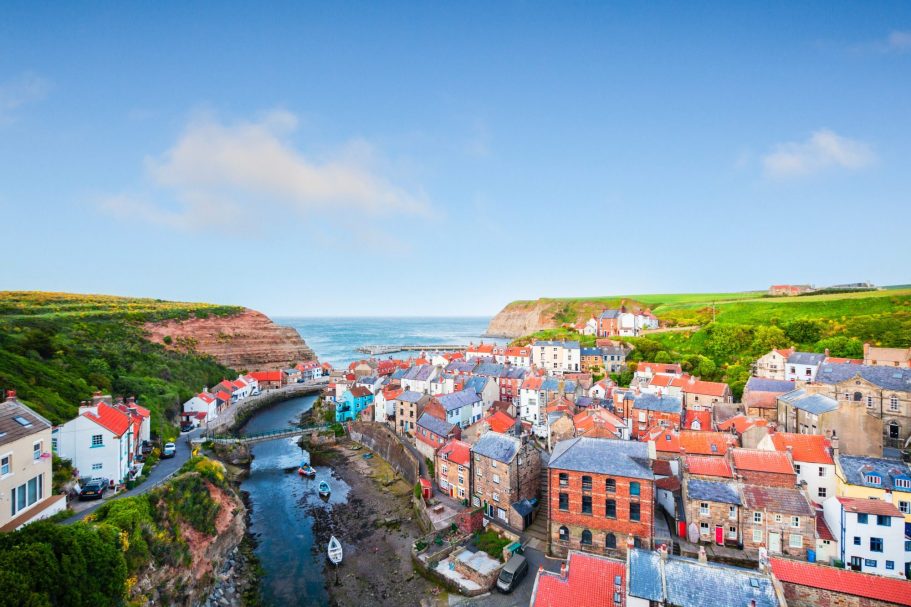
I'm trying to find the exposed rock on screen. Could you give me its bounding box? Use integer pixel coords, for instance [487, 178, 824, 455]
[486, 297, 652, 338]
[144, 308, 315, 372]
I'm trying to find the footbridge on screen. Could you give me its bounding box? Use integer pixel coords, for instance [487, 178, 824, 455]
[202, 424, 331, 445]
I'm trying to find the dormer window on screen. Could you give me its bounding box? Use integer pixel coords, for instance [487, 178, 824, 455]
[865, 473, 882, 486]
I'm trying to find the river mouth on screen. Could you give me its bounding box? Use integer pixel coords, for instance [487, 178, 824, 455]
[239, 394, 351, 606]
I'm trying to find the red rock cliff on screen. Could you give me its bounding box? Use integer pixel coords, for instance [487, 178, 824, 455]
[144, 308, 315, 372]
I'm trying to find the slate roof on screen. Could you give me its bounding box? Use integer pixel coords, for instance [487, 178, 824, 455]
[439, 390, 482, 412]
[837, 455, 911, 491]
[786, 352, 826, 366]
[473, 362, 505, 377]
[770, 558, 911, 606]
[471, 431, 520, 464]
[540, 377, 577, 393]
[580, 348, 601, 357]
[391, 368, 408, 380]
[598, 310, 620, 319]
[500, 367, 526, 380]
[463, 376, 490, 395]
[417, 412, 456, 437]
[534, 340, 581, 349]
[403, 364, 435, 381]
[741, 485, 815, 516]
[0, 398, 51, 447]
[396, 390, 426, 404]
[628, 549, 779, 607]
[549, 437, 653, 480]
[687, 479, 741, 505]
[778, 389, 838, 415]
[745, 377, 795, 393]
[632, 393, 682, 415]
[445, 360, 476, 373]
[816, 362, 911, 391]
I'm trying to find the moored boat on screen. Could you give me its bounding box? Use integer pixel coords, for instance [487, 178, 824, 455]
[298, 463, 316, 477]
[327, 535, 343, 565]
[318, 480, 331, 497]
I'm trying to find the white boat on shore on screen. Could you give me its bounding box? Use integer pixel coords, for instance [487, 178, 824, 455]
[318, 480, 331, 498]
[327, 535, 343, 565]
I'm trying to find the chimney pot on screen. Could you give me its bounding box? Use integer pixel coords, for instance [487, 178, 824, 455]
[5, 390, 16, 401]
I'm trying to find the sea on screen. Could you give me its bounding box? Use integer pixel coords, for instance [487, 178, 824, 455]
[275, 316, 506, 368]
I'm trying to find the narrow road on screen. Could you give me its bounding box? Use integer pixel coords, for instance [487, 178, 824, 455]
[63, 428, 201, 524]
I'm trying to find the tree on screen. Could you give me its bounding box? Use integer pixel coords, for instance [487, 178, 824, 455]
[815, 336, 864, 359]
[750, 325, 789, 355]
[784, 319, 823, 345]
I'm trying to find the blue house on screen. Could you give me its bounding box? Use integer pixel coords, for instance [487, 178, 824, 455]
[336, 386, 374, 422]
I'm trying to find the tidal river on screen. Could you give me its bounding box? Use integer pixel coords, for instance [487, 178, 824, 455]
[239, 394, 350, 606]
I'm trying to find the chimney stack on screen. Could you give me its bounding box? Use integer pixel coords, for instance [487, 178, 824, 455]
[830, 432, 840, 457]
[560, 562, 567, 579]
[4, 390, 16, 401]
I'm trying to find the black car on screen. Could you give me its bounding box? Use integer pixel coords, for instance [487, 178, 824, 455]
[79, 478, 108, 500]
[180, 421, 195, 433]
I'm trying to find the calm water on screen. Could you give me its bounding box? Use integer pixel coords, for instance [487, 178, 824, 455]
[276, 316, 502, 368]
[240, 394, 350, 606]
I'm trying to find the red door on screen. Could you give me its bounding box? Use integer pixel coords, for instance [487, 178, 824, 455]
[714, 526, 724, 545]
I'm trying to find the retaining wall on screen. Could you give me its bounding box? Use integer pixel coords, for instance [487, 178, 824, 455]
[348, 421, 420, 486]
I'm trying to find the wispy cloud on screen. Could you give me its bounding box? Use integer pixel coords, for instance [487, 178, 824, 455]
[101, 109, 430, 230]
[762, 129, 875, 179]
[0, 72, 51, 123]
[884, 30, 911, 53]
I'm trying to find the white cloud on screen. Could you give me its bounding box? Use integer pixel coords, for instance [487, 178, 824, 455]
[102, 109, 429, 229]
[0, 72, 51, 122]
[886, 30, 911, 52]
[762, 129, 875, 179]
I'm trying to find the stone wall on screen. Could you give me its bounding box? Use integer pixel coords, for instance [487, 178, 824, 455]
[349, 421, 420, 486]
[779, 581, 896, 607]
[208, 384, 325, 433]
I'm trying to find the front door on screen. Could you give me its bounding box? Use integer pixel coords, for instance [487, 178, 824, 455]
[715, 525, 724, 545]
[768, 532, 781, 554]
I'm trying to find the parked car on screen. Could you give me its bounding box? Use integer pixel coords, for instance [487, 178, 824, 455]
[161, 442, 177, 458]
[79, 478, 108, 500]
[496, 554, 528, 593]
[180, 421, 195, 433]
[141, 440, 154, 455]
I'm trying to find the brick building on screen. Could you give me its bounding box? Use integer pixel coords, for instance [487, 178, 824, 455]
[741, 484, 816, 558]
[547, 437, 654, 558]
[436, 439, 471, 501]
[470, 431, 539, 525]
[730, 448, 797, 488]
[683, 478, 742, 546]
[770, 558, 911, 607]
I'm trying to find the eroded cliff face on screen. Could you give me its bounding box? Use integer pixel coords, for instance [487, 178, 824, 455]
[144, 308, 315, 372]
[485, 302, 559, 338]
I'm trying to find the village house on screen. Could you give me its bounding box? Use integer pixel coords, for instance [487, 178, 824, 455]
[630, 393, 683, 439]
[835, 455, 911, 525]
[336, 386, 374, 422]
[495, 366, 526, 403]
[756, 432, 835, 504]
[519, 376, 545, 424]
[812, 361, 911, 450]
[545, 409, 576, 451]
[768, 284, 814, 296]
[465, 342, 496, 361]
[462, 375, 499, 407]
[296, 360, 323, 381]
[863, 343, 911, 367]
[631, 362, 683, 390]
[182, 391, 218, 425]
[776, 387, 883, 457]
[677, 376, 732, 409]
[415, 412, 460, 460]
[0, 392, 66, 531]
[460, 410, 521, 444]
[471, 431, 539, 525]
[435, 439, 471, 501]
[503, 346, 532, 367]
[531, 550, 626, 607]
[648, 429, 735, 460]
[400, 364, 440, 394]
[771, 557, 911, 607]
[785, 351, 826, 382]
[249, 370, 282, 390]
[601, 344, 630, 374]
[573, 408, 627, 440]
[589, 378, 614, 400]
[282, 367, 302, 384]
[438, 389, 484, 429]
[682, 477, 742, 546]
[743, 377, 795, 421]
[373, 385, 401, 424]
[394, 390, 430, 437]
[716, 414, 769, 446]
[730, 448, 797, 488]
[740, 484, 816, 558]
[532, 340, 581, 375]
[548, 437, 654, 558]
[822, 496, 908, 578]
[755, 348, 794, 381]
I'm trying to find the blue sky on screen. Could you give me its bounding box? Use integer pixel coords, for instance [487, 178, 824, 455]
[1, 2, 909, 316]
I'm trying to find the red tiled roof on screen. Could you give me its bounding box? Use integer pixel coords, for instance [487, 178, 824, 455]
[651, 459, 673, 477]
[84, 403, 131, 437]
[438, 439, 470, 467]
[676, 376, 729, 397]
[656, 476, 681, 491]
[769, 432, 833, 465]
[349, 386, 371, 398]
[837, 497, 903, 517]
[716, 414, 768, 434]
[815, 511, 835, 541]
[197, 392, 215, 403]
[732, 448, 794, 475]
[683, 409, 711, 430]
[636, 362, 682, 374]
[486, 411, 516, 434]
[770, 558, 911, 606]
[532, 551, 625, 607]
[685, 455, 734, 478]
[215, 391, 232, 402]
[522, 377, 544, 390]
[249, 371, 282, 382]
[652, 430, 733, 456]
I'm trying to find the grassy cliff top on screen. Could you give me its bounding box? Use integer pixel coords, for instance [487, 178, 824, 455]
[0, 291, 243, 321]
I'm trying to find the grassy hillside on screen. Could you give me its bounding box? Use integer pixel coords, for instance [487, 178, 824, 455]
[513, 289, 911, 399]
[0, 292, 242, 438]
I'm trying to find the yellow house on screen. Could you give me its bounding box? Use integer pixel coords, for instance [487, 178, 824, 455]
[835, 454, 911, 524]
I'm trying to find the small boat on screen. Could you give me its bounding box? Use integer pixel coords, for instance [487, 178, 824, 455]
[298, 464, 316, 478]
[327, 535, 343, 565]
[318, 480, 331, 498]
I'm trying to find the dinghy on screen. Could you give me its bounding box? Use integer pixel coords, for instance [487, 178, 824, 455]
[318, 480, 331, 498]
[327, 535, 343, 565]
[298, 463, 316, 477]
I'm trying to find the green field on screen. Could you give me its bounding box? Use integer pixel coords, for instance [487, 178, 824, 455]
[0, 291, 242, 437]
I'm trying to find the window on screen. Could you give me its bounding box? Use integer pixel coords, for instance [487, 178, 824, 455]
[581, 529, 592, 546]
[896, 479, 911, 490]
[857, 513, 868, 524]
[775, 514, 783, 524]
[0, 455, 10, 476]
[458, 487, 465, 498]
[581, 475, 592, 491]
[876, 515, 891, 527]
[10, 473, 43, 516]
[789, 534, 802, 548]
[794, 464, 801, 474]
[791, 516, 800, 528]
[493, 474, 500, 485]
[900, 501, 910, 514]
[630, 503, 640, 522]
[91, 463, 103, 471]
[753, 512, 763, 524]
[492, 492, 499, 502]
[864, 559, 877, 568]
[491, 461, 497, 468]
[442, 464, 448, 474]
[818, 487, 827, 498]
[854, 536, 861, 545]
[890, 395, 899, 411]
[864, 474, 881, 486]
[818, 467, 826, 477]
[605, 499, 616, 519]
[559, 472, 568, 487]
[559, 493, 569, 511]
[700, 522, 710, 536]
[559, 526, 569, 542]
[605, 533, 616, 549]
[699, 502, 709, 516]
[729, 505, 737, 520]
[32, 442, 41, 461]
[870, 537, 883, 553]
[752, 529, 763, 543]
[867, 396, 874, 408]
[91, 434, 103, 447]
[605, 478, 616, 493]
[629, 482, 640, 497]
[582, 495, 592, 515]
[886, 560, 895, 571]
